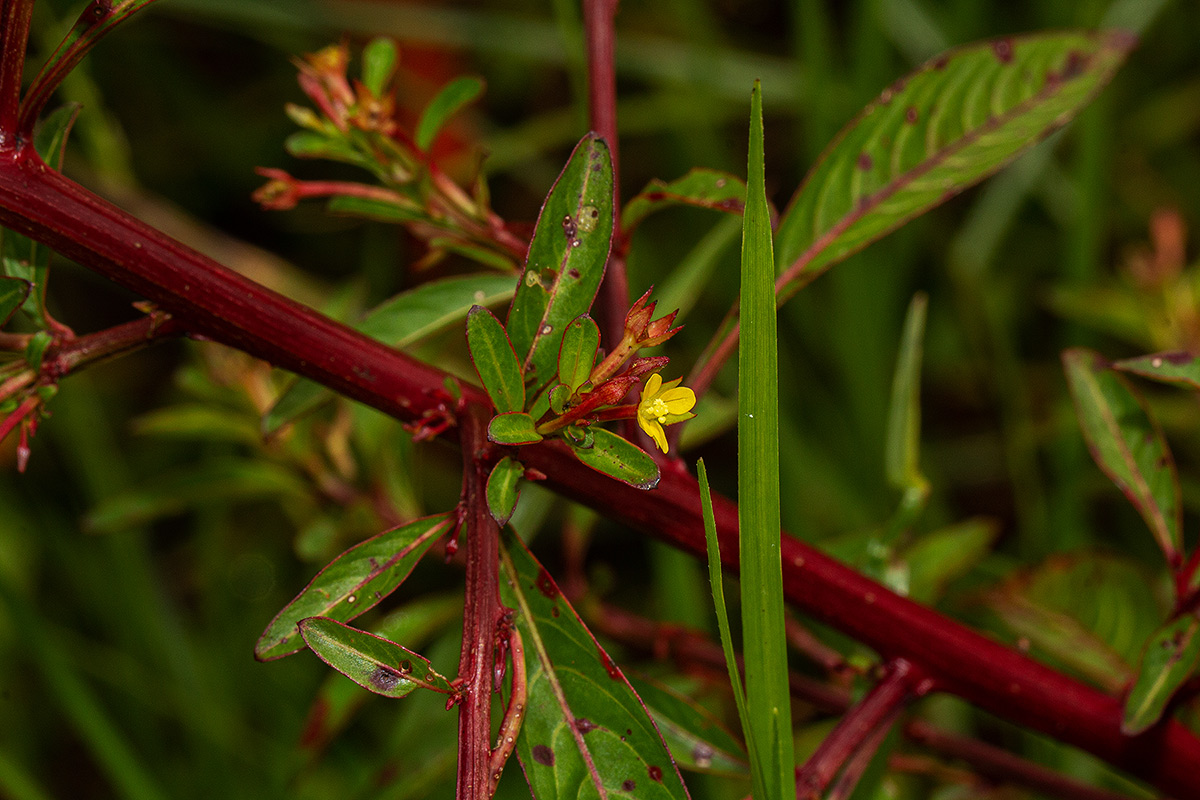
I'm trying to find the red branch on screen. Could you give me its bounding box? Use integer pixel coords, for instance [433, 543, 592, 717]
[795, 660, 917, 799]
[455, 408, 502, 800]
[583, 0, 628, 351]
[0, 0, 31, 139]
[0, 144, 1197, 796]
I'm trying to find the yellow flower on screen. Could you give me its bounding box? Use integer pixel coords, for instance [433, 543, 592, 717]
[637, 373, 696, 453]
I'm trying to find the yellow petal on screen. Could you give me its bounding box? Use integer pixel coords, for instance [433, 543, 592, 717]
[646, 419, 668, 452]
[643, 372, 663, 399]
[660, 387, 696, 414]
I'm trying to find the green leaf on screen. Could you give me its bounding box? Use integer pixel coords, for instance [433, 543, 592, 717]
[467, 305, 526, 413]
[487, 412, 543, 445]
[621, 168, 747, 233]
[570, 427, 659, 489]
[506, 134, 613, 394]
[498, 529, 690, 800]
[775, 31, 1133, 302]
[299, 617, 453, 698]
[133, 404, 262, 446]
[255, 513, 453, 661]
[1122, 614, 1200, 735]
[263, 273, 515, 433]
[285, 130, 372, 168]
[361, 37, 399, 97]
[884, 293, 928, 490]
[415, 76, 484, 151]
[0, 277, 31, 327]
[557, 315, 600, 395]
[1114, 351, 1200, 390]
[1063, 347, 1181, 565]
[738, 81, 793, 800]
[627, 675, 748, 776]
[902, 518, 998, 605]
[299, 594, 460, 751]
[85, 459, 309, 534]
[326, 193, 425, 223]
[486, 456, 524, 527]
[698, 459, 753, 774]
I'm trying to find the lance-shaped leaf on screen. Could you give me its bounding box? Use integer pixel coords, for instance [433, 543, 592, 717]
[498, 529, 691, 800]
[621, 169, 747, 233]
[264, 273, 515, 433]
[467, 305, 525, 413]
[416, 76, 484, 151]
[487, 456, 524, 527]
[256, 512, 453, 661]
[571, 427, 659, 490]
[0, 277, 31, 327]
[299, 617, 454, 698]
[1114, 351, 1200, 391]
[558, 315, 600, 395]
[299, 595, 460, 752]
[775, 31, 1133, 302]
[361, 37, 399, 98]
[1122, 613, 1200, 735]
[1063, 348, 1181, 566]
[488, 412, 543, 446]
[507, 135, 613, 394]
[627, 675, 749, 776]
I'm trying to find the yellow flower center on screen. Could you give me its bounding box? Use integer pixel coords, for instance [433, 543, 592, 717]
[644, 397, 671, 423]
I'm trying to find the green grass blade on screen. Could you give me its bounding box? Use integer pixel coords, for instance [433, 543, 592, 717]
[884, 293, 928, 490]
[738, 81, 794, 800]
[697, 459, 756, 775]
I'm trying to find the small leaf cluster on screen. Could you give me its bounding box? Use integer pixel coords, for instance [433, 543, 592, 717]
[467, 135, 692, 525]
[253, 38, 523, 272]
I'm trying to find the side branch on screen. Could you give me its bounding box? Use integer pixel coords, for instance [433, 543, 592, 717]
[0, 151, 1196, 797]
[0, 0, 32, 140]
[795, 660, 916, 799]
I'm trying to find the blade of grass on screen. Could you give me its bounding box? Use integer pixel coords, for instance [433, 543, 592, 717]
[739, 80, 794, 800]
[697, 458, 755, 772]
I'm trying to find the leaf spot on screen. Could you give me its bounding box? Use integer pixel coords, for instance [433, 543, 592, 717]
[541, 324, 553, 335]
[577, 205, 600, 233]
[622, 779, 636, 791]
[562, 215, 578, 241]
[347, 594, 357, 604]
[575, 717, 598, 734]
[856, 152, 873, 171]
[992, 38, 1014, 63]
[536, 568, 558, 598]
[904, 106, 919, 124]
[648, 765, 663, 782]
[399, 659, 413, 673]
[692, 743, 714, 767]
[532, 744, 554, 766]
[599, 648, 621, 680]
[370, 666, 402, 691]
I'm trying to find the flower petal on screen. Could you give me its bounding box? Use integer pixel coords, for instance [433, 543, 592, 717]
[643, 372, 663, 398]
[645, 419, 668, 452]
[660, 387, 696, 414]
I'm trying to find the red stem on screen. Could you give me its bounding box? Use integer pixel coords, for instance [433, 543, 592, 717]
[0, 145, 1197, 797]
[795, 660, 917, 799]
[455, 408, 502, 800]
[583, 0, 627, 351]
[0, 0, 31, 141]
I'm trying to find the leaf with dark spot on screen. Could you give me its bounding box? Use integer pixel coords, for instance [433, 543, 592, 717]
[775, 31, 1132, 303]
[499, 529, 690, 799]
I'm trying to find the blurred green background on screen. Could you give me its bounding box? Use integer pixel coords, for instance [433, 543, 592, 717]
[2, 1, 1200, 798]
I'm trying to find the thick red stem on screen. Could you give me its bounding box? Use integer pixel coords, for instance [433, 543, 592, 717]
[0, 145, 1196, 797]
